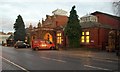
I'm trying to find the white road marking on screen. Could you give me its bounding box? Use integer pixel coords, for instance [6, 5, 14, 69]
[62, 53, 117, 63]
[51, 58, 66, 63]
[41, 57, 66, 63]
[0, 56, 29, 72]
[84, 65, 110, 70]
[92, 58, 116, 63]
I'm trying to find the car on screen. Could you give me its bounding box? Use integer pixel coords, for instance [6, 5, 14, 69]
[14, 41, 30, 48]
[31, 39, 56, 51]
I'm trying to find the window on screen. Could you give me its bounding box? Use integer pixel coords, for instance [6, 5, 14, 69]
[81, 36, 85, 43]
[57, 33, 61, 36]
[57, 33, 62, 44]
[81, 31, 90, 43]
[86, 31, 89, 35]
[86, 36, 89, 43]
[82, 32, 84, 35]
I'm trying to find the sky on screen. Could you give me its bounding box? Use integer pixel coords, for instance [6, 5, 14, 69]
[0, 0, 119, 33]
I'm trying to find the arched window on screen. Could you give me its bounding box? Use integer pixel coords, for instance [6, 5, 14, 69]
[44, 33, 53, 42]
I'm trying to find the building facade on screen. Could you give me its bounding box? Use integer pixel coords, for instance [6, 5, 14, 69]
[27, 9, 68, 48]
[28, 10, 120, 49]
[80, 11, 120, 50]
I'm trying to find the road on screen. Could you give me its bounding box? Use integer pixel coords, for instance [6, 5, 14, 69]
[0, 46, 119, 72]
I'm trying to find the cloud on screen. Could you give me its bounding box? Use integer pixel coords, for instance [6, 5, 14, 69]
[0, 1, 115, 33]
[0, 0, 117, 2]
[0, 17, 14, 32]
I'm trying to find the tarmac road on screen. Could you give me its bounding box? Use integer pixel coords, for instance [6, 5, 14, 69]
[0, 46, 119, 72]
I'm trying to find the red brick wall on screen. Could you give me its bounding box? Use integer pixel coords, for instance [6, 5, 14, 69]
[82, 28, 110, 49]
[95, 14, 120, 29]
[42, 15, 68, 28]
[99, 28, 110, 49]
[55, 15, 68, 26]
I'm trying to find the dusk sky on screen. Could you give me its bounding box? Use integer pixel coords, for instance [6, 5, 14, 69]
[0, 0, 119, 33]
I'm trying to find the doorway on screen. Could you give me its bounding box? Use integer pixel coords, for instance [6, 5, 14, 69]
[44, 33, 53, 42]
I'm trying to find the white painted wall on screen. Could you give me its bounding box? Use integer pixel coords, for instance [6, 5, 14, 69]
[0, 35, 10, 44]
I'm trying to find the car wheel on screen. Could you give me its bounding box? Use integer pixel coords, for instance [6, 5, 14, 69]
[50, 47, 54, 50]
[35, 47, 39, 51]
[16, 46, 18, 48]
[32, 48, 35, 51]
[25, 46, 28, 48]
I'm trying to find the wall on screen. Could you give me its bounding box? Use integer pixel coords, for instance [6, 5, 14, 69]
[95, 14, 120, 29]
[81, 27, 110, 49]
[42, 15, 68, 28]
[0, 35, 10, 44]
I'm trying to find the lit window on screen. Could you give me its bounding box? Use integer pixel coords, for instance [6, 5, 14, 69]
[57, 33, 62, 44]
[82, 32, 84, 35]
[81, 31, 90, 43]
[81, 40, 85, 43]
[86, 31, 89, 35]
[57, 33, 60, 36]
[86, 40, 89, 43]
[86, 36, 89, 43]
[81, 36, 84, 39]
[57, 33, 61, 36]
[81, 36, 84, 43]
[59, 33, 61, 36]
[59, 37, 62, 44]
[86, 36, 89, 40]
[57, 38, 59, 43]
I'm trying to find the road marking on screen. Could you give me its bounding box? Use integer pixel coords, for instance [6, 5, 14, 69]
[84, 65, 110, 71]
[92, 58, 117, 63]
[63, 53, 118, 63]
[41, 57, 66, 63]
[0, 56, 29, 72]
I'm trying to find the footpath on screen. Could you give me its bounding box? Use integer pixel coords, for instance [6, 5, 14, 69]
[59, 47, 119, 61]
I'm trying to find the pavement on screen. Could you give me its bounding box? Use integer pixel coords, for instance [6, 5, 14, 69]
[59, 47, 119, 61]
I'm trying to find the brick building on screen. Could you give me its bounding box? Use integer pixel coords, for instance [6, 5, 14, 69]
[80, 11, 120, 49]
[27, 10, 120, 49]
[27, 9, 68, 48]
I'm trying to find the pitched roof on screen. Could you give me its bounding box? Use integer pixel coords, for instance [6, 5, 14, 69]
[80, 21, 114, 29]
[52, 9, 67, 16]
[91, 11, 120, 20]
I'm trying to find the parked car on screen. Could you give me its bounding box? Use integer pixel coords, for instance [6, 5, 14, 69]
[14, 41, 30, 48]
[31, 39, 56, 51]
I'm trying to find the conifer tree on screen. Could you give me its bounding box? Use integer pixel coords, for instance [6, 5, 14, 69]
[64, 5, 82, 48]
[14, 15, 26, 42]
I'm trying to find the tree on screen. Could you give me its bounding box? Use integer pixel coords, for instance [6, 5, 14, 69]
[14, 15, 26, 42]
[113, 1, 120, 16]
[113, 1, 120, 55]
[64, 5, 82, 48]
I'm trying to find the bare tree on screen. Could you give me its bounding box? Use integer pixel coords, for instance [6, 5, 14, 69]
[113, 1, 120, 16]
[113, 1, 120, 56]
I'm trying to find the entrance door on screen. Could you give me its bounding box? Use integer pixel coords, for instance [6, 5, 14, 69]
[44, 33, 53, 42]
